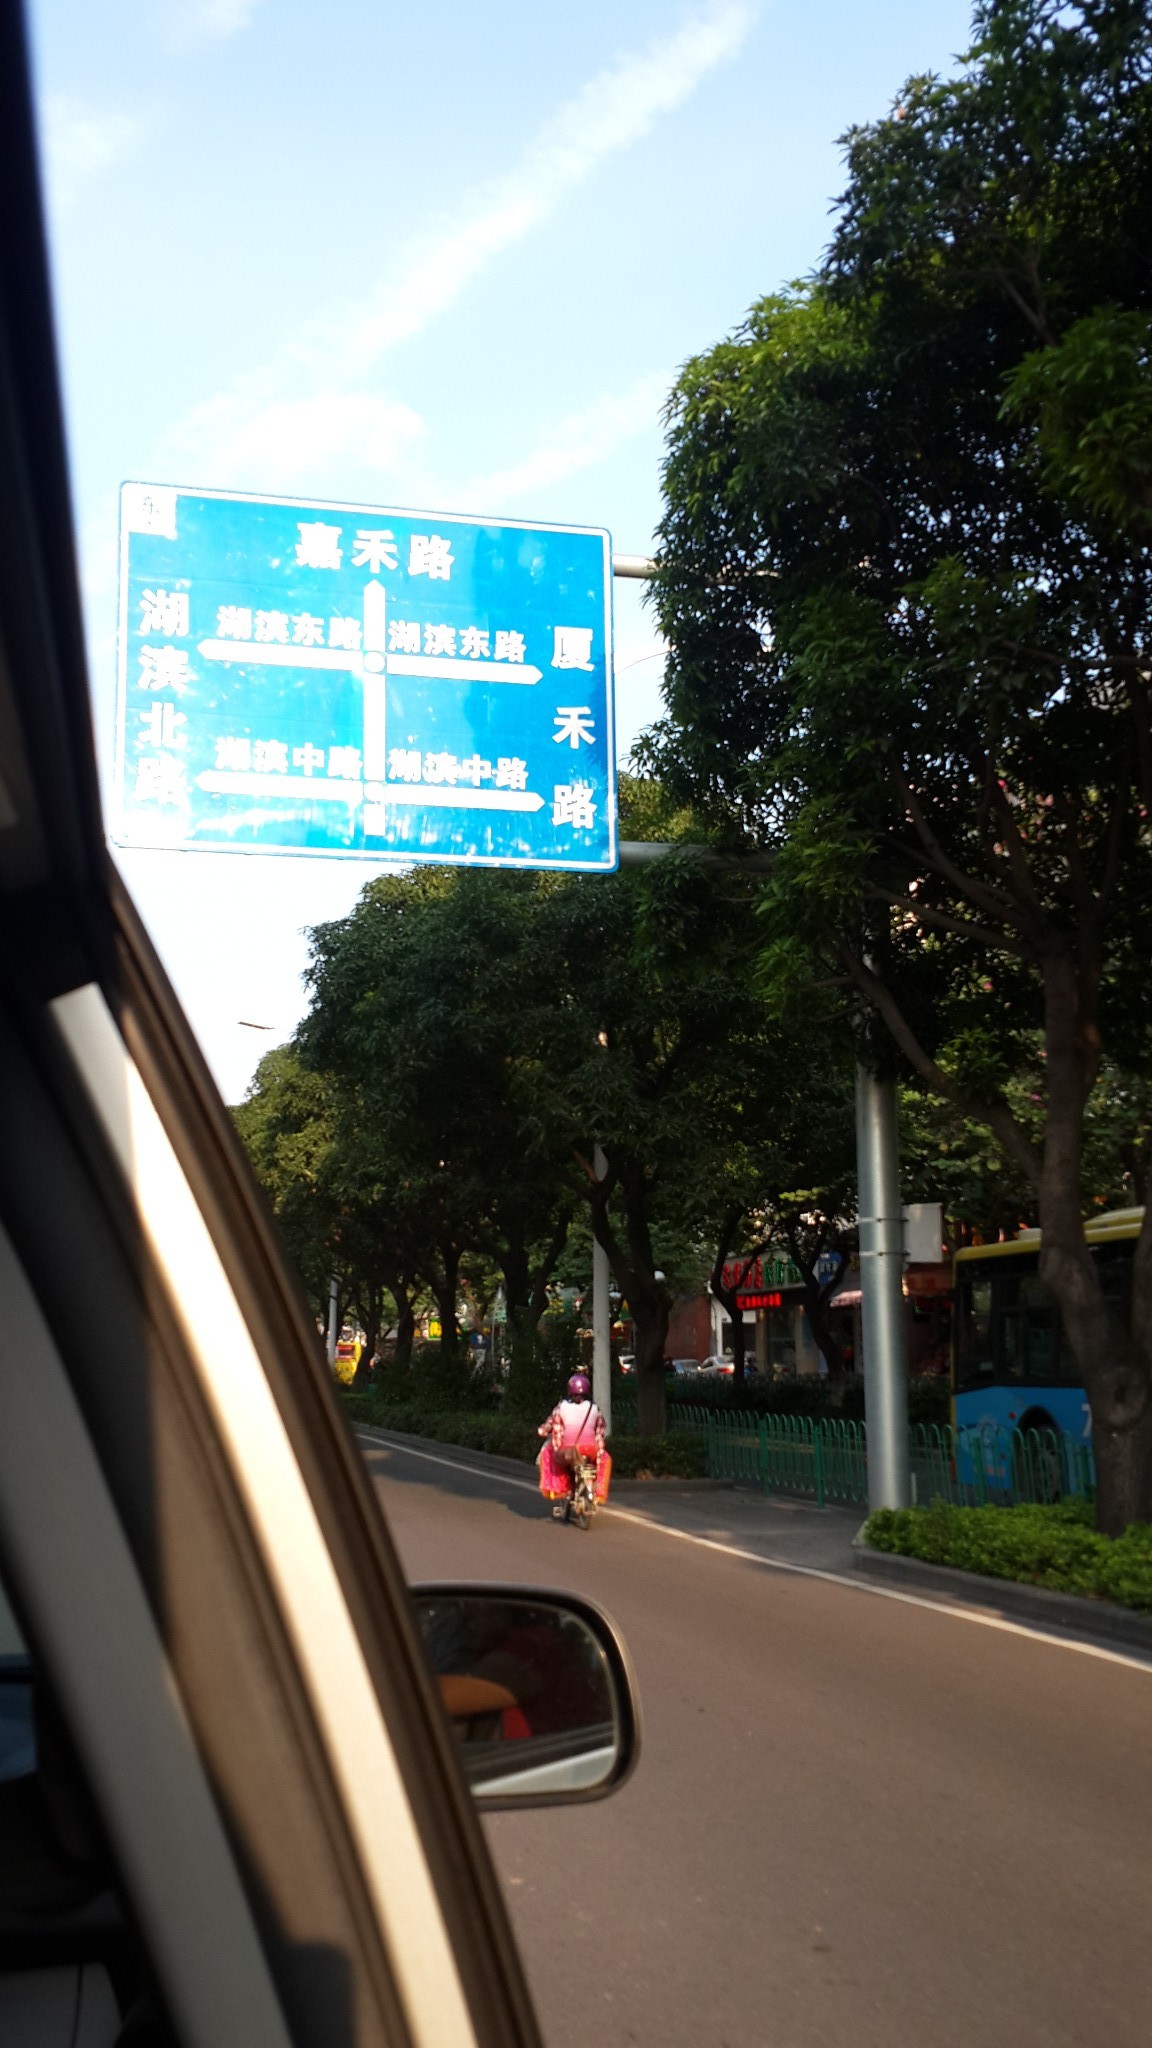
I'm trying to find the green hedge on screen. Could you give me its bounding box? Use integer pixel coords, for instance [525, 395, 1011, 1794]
[344, 1394, 540, 1461]
[609, 1434, 707, 1479]
[343, 1391, 707, 1479]
[663, 1377, 950, 1427]
[864, 1498, 1152, 1612]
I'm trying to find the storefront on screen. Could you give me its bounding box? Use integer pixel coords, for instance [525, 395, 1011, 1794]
[714, 1254, 825, 1374]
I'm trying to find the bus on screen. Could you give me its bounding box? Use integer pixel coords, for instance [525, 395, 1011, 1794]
[952, 1206, 1143, 1443]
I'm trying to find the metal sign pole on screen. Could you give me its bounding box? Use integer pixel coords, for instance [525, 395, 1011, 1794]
[855, 1068, 910, 1509]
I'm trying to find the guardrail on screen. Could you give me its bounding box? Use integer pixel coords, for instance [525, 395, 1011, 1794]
[666, 1406, 1096, 1510]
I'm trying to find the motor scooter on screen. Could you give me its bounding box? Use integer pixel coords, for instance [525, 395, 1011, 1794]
[551, 1451, 599, 1530]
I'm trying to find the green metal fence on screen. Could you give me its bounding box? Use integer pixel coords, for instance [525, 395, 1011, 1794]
[667, 1405, 1095, 1511]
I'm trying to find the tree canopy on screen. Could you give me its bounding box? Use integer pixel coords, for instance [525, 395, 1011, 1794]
[645, 0, 1152, 1529]
[235, 790, 858, 1433]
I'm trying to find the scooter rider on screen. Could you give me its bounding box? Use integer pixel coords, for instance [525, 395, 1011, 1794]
[537, 1372, 612, 1516]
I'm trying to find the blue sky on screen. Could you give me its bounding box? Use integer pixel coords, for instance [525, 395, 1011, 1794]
[30, 0, 975, 1097]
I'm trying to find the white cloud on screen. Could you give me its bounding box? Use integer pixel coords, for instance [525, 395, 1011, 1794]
[41, 94, 146, 209]
[467, 371, 672, 510]
[296, 1, 755, 385]
[161, 3, 754, 482]
[161, 389, 426, 492]
[169, 0, 268, 42]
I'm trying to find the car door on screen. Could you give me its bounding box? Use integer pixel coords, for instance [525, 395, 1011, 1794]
[0, 4, 553, 2042]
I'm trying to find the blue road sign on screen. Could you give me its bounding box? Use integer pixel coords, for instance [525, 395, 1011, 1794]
[113, 482, 617, 871]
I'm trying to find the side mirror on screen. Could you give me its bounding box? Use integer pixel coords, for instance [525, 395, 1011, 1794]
[410, 1584, 640, 1810]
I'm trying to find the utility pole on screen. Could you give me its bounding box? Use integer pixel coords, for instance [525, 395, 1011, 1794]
[610, 553, 910, 1502]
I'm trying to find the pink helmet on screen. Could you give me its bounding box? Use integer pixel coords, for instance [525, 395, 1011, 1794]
[567, 1372, 591, 1400]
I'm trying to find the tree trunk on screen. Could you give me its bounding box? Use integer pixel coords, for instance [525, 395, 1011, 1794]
[392, 1285, 416, 1368]
[709, 1212, 746, 1392]
[632, 1286, 671, 1437]
[799, 1274, 858, 1413]
[435, 1243, 460, 1364]
[585, 1153, 669, 1435]
[1094, 1403, 1152, 1536]
[495, 1233, 545, 1415]
[1035, 946, 1152, 1534]
[504, 1305, 543, 1416]
[528, 1214, 570, 1324]
[351, 1290, 382, 1392]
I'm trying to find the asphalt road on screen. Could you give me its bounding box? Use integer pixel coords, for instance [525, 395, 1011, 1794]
[363, 1434, 1152, 2048]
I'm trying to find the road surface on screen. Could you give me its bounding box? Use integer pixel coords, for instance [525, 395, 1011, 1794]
[364, 1434, 1152, 2048]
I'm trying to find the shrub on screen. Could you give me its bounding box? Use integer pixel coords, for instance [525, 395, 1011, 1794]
[343, 1391, 708, 1478]
[906, 1379, 952, 1427]
[663, 1374, 950, 1426]
[608, 1434, 707, 1480]
[369, 1345, 503, 1413]
[346, 1392, 541, 1462]
[666, 1376, 866, 1420]
[864, 1499, 1152, 1612]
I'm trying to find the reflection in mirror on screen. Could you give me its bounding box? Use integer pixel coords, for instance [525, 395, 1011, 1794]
[411, 1587, 634, 1805]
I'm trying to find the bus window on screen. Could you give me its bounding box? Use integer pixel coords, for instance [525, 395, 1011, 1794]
[998, 1271, 1028, 1382]
[956, 1274, 994, 1385]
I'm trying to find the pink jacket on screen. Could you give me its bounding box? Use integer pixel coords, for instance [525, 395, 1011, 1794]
[539, 1398, 606, 1457]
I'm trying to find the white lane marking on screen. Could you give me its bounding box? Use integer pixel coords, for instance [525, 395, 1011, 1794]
[358, 1432, 1152, 1679]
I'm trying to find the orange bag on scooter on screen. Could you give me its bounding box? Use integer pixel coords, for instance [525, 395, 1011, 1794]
[594, 1451, 612, 1504]
[538, 1440, 573, 1499]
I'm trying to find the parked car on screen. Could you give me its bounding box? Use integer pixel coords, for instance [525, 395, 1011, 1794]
[668, 1358, 702, 1376]
[0, 20, 640, 2045]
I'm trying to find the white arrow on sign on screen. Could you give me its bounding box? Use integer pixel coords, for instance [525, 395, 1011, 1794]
[377, 786, 544, 811]
[384, 653, 542, 686]
[197, 771, 363, 802]
[194, 643, 541, 686]
[197, 640, 359, 673]
[197, 771, 544, 813]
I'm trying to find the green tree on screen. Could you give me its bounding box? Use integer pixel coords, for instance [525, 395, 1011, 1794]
[233, 1045, 338, 1324]
[299, 866, 576, 1398]
[297, 818, 803, 1435]
[695, 1003, 857, 1385]
[543, 845, 793, 1433]
[648, 0, 1152, 1530]
[234, 1045, 425, 1386]
[900, 1057, 1152, 1243]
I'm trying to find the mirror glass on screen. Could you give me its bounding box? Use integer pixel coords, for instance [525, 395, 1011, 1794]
[411, 1589, 628, 1804]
